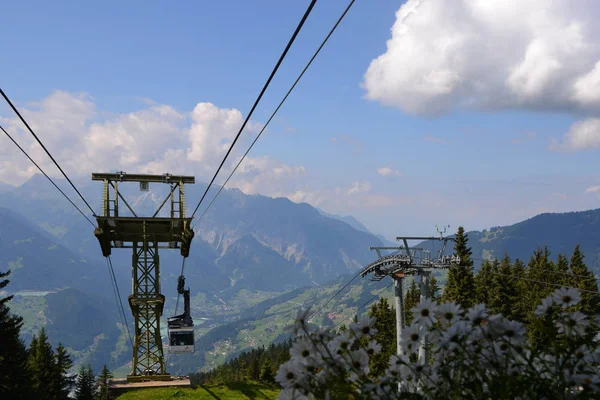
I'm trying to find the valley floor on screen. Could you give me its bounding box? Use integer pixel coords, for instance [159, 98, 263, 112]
[115, 382, 280, 399]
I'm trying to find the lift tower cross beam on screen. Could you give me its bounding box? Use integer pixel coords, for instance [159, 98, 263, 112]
[361, 233, 459, 368]
[92, 172, 195, 383]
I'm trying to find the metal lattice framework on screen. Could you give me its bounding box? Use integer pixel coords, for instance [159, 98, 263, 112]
[360, 231, 460, 365]
[92, 172, 194, 382]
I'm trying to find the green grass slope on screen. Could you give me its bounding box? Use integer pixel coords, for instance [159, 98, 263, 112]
[116, 382, 279, 399]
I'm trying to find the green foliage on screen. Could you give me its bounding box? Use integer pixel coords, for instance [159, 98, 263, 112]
[0, 269, 32, 399]
[96, 364, 113, 400]
[442, 226, 476, 309]
[192, 340, 292, 386]
[114, 383, 280, 399]
[403, 279, 420, 326]
[489, 254, 520, 319]
[366, 298, 396, 377]
[466, 245, 600, 353]
[474, 260, 494, 305]
[74, 363, 96, 400]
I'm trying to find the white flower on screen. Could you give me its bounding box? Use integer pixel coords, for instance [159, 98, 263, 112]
[327, 331, 354, 358]
[400, 324, 423, 354]
[286, 308, 314, 336]
[411, 298, 438, 328]
[551, 287, 581, 309]
[366, 340, 382, 356]
[349, 314, 377, 339]
[556, 311, 589, 337]
[275, 360, 307, 390]
[435, 302, 462, 324]
[439, 320, 470, 350]
[466, 303, 489, 325]
[289, 337, 315, 363]
[277, 388, 310, 400]
[348, 349, 370, 376]
[534, 296, 555, 317]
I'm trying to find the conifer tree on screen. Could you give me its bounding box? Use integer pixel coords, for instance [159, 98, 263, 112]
[403, 279, 420, 326]
[567, 246, 600, 326]
[74, 364, 96, 400]
[474, 260, 494, 305]
[555, 254, 570, 287]
[30, 327, 58, 400]
[525, 248, 557, 350]
[442, 226, 476, 309]
[510, 258, 528, 322]
[0, 270, 32, 399]
[367, 298, 396, 377]
[96, 365, 113, 400]
[489, 254, 519, 319]
[429, 275, 439, 300]
[54, 343, 74, 400]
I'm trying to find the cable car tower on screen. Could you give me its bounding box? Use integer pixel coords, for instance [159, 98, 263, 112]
[92, 172, 195, 382]
[360, 228, 459, 364]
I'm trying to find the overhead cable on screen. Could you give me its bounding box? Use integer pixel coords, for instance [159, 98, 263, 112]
[190, 0, 318, 220]
[0, 124, 96, 227]
[193, 0, 356, 228]
[0, 88, 97, 217]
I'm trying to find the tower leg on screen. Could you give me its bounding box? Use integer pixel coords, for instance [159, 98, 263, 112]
[127, 238, 169, 382]
[393, 276, 404, 356]
[418, 272, 429, 364]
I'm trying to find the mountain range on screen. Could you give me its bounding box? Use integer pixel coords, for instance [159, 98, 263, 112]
[1, 173, 599, 376]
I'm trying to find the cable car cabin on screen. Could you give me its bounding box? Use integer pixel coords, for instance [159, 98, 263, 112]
[167, 276, 194, 354]
[167, 324, 194, 354]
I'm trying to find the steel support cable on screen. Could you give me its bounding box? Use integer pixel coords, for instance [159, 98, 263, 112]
[334, 282, 394, 329]
[0, 124, 96, 227]
[189, 0, 317, 220]
[0, 88, 97, 217]
[192, 0, 356, 229]
[308, 269, 362, 321]
[174, 257, 186, 316]
[105, 257, 134, 349]
[107, 255, 134, 349]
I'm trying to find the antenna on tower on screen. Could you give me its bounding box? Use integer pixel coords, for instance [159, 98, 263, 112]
[436, 224, 450, 238]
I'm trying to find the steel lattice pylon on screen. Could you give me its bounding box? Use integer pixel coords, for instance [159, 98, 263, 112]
[92, 172, 195, 383]
[129, 238, 166, 376]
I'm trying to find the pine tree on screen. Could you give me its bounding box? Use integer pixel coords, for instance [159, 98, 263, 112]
[367, 298, 396, 377]
[96, 365, 113, 400]
[474, 260, 494, 305]
[74, 364, 96, 400]
[30, 327, 57, 400]
[53, 343, 74, 400]
[403, 279, 420, 326]
[489, 254, 519, 319]
[0, 270, 32, 399]
[429, 275, 439, 300]
[567, 246, 600, 333]
[442, 226, 476, 309]
[510, 258, 528, 323]
[525, 248, 557, 350]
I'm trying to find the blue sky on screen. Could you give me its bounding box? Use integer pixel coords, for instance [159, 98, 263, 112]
[1, 0, 600, 240]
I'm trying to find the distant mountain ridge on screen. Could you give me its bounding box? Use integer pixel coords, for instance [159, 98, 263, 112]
[316, 208, 396, 247]
[417, 209, 600, 273]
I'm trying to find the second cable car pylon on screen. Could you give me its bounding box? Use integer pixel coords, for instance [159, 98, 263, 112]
[92, 172, 195, 383]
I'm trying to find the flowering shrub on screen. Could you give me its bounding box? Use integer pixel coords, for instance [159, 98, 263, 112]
[276, 287, 600, 399]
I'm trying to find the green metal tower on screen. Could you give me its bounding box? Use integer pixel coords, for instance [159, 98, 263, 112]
[92, 172, 195, 382]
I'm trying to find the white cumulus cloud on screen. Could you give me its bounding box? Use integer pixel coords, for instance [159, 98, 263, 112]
[362, 0, 600, 116]
[0, 90, 303, 198]
[585, 185, 600, 193]
[377, 166, 402, 177]
[549, 118, 600, 151]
